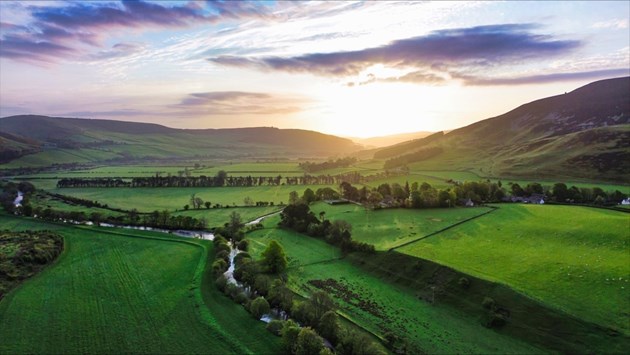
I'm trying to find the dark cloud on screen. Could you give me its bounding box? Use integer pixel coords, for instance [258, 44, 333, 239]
[0, 1, 273, 63]
[0, 34, 75, 63]
[209, 24, 582, 76]
[454, 68, 630, 86]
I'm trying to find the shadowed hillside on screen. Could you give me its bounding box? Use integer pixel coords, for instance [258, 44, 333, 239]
[0, 116, 362, 167]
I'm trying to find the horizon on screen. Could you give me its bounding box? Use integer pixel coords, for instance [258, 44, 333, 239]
[1, 1, 629, 138]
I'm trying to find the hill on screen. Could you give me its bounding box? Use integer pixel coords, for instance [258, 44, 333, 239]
[374, 77, 630, 183]
[350, 131, 434, 148]
[0, 115, 361, 168]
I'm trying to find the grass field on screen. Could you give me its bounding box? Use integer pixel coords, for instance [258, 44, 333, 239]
[246, 223, 542, 354]
[308, 202, 493, 250]
[174, 206, 281, 228]
[0, 213, 280, 354]
[49, 185, 333, 212]
[398, 204, 630, 333]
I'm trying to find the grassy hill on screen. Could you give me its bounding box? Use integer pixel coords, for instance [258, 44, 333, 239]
[372, 77, 630, 183]
[0, 115, 362, 168]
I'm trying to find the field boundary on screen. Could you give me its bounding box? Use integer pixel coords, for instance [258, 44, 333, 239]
[388, 206, 498, 251]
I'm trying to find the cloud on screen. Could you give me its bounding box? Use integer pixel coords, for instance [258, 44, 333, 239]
[209, 24, 582, 76]
[0, 34, 75, 63]
[175, 91, 304, 115]
[453, 68, 630, 86]
[592, 19, 629, 29]
[0, 0, 274, 63]
[89, 42, 146, 60]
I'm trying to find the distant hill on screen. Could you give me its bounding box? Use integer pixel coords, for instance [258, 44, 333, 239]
[0, 115, 361, 167]
[373, 77, 630, 183]
[350, 131, 434, 148]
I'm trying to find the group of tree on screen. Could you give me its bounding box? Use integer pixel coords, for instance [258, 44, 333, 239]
[0, 181, 35, 214]
[210, 218, 384, 355]
[280, 202, 375, 254]
[299, 157, 358, 173]
[0, 230, 64, 300]
[56, 170, 408, 189]
[509, 182, 627, 205]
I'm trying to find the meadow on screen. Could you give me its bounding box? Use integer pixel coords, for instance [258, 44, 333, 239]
[49, 185, 334, 212]
[246, 221, 542, 354]
[398, 203, 630, 333]
[308, 202, 493, 250]
[0, 213, 280, 354]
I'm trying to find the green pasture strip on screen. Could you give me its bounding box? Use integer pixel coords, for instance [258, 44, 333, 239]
[398, 204, 630, 333]
[49, 185, 333, 212]
[173, 206, 282, 228]
[0, 214, 279, 354]
[309, 202, 493, 250]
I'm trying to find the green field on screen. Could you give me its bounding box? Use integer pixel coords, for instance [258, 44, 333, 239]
[246, 223, 542, 354]
[49, 185, 334, 212]
[0, 214, 280, 354]
[174, 206, 281, 228]
[309, 202, 493, 250]
[398, 204, 630, 333]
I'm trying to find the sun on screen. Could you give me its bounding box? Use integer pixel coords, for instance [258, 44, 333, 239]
[314, 81, 446, 138]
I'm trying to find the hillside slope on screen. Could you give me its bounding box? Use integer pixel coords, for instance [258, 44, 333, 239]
[374, 77, 630, 183]
[0, 116, 361, 167]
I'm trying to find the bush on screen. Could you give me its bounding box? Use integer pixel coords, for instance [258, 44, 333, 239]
[266, 320, 285, 336]
[482, 296, 495, 310]
[234, 292, 249, 305]
[458, 277, 470, 289]
[215, 275, 227, 292]
[250, 296, 270, 319]
[237, 239, 249, 251]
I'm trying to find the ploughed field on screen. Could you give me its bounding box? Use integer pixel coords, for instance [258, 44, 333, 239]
[0, 213, 280, 354]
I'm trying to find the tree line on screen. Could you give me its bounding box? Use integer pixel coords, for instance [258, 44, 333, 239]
[56, 170, 408, 188]
[299, 157, 357, 173]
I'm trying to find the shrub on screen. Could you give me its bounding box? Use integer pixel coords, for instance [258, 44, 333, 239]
[482, 297, 495, 310]
[250, 296, 271, 319]
[458, 277, 470, 289]
[266, 320, 285, 336]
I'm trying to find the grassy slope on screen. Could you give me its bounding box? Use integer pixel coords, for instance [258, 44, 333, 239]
[0, 214, 280, 354]
[246, 223, 541, 354]
[399, 204, 630, 333]
[309, 202, 493, 250]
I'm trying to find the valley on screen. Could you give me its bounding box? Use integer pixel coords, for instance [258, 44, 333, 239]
[1, 77, 629, 354]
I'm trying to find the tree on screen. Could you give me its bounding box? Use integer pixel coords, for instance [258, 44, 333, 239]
[317, 310, 340, 344]
[261, 240, 288, 274]
[302, 188, 317, 204]
[552, 183, 569, 202]
[296, 327, 324, 355]
[204, 201, 212, 209]
[228, 211, 243, 236]
[289, 190, 301, 205]
[309, 290, 335, 325]
[250, 296, 270, 319]
[281, 320, 301, 354]
[194, 196, 204, 209]
[243, 196, 254, 206]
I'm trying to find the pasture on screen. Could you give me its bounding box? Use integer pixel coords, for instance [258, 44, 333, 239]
[309, 202, 493, 250]
[0, 213, 280, 354]
[398, 204, 630, 333]
[49, 185, 334, 212]
[245, 223, 541, 354]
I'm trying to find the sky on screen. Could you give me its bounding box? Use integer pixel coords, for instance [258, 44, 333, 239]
[0, 1, 628, 138]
